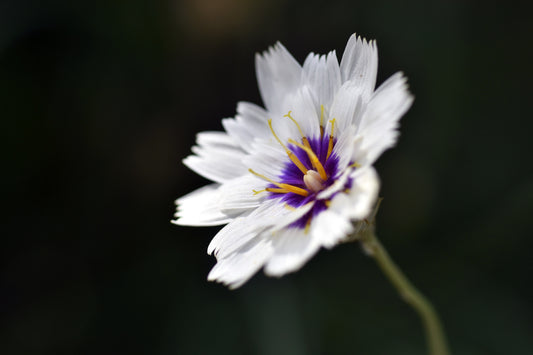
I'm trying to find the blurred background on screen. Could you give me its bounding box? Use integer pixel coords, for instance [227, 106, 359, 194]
[1, 0, 532, 354]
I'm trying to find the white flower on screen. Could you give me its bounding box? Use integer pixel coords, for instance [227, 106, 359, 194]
[173, 34, 413, 289]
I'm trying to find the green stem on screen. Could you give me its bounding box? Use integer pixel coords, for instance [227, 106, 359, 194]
[358, 202, 451, 355]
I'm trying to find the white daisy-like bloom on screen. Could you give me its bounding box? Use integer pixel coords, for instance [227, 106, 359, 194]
[173, 34, 413, 289]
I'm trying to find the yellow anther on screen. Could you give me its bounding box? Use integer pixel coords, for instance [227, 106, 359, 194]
[284, 204, 296, 211]
[248, 169, 309, 197]
[252, 189, 266, 195]
[325, 200, 331, 207]
[350, 161, 361, 168]
[268, 119, 308, 175]
[326, 118, 336, 160]
[288, 139, 328, 181]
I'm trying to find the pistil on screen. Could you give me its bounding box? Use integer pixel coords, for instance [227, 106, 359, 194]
[303, 170, 325, 193]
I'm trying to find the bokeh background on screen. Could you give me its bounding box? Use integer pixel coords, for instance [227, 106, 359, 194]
[2, 0, 532, 354]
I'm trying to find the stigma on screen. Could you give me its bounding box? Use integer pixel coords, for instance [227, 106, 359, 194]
[303, 170, 325, 193]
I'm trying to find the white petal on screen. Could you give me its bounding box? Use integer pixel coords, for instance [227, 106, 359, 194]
[278, 85, 321, 140]
[243, 138, 287, 181]
[358, 72, 413, 165]
[218, 175, 264, 217]
[269, 201, 315, 232]
[207, 216, 260, 258]
[311, 210, 354, 249]
[339, 34, 378, 102]
[349, 134, 370, 166]
[172, 184, 231, 226]
[222, 101, 270, 151]
[255, 42, 303, 114]
[329, 123, 358, 172]
[330, 166, 380, 221]
[328, 81, 365, 132]
[208, 237, 274, 289]
[196, 131, 239, 147]
[208, 199, 298, 258]
[316, 168, 351, 200]
[184, 132, 248, 183]
[302, 50, 342, 109]
[264, 228, 321, 277]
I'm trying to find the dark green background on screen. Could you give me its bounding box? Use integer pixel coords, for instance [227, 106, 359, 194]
[2, 0, 532, 354]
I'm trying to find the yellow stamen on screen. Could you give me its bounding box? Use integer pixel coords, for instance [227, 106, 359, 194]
[266, 187, 291, 194]
[288, 139, 328, 181]
[326, 118, 336, 160]
[284, 204, 296, 211]
[350, 161, 361, 168]
[277, 185, 308, 196]
[284, 111, 312, 150]
[283, 111, 304, 138]
[254, 187, 295, 195]
[268, 119, 308, 175]
[284, 110, 317, 166]
[248, 169, 309, 197]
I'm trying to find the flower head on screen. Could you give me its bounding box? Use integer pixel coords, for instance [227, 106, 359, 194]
[173, 34, 413, 288]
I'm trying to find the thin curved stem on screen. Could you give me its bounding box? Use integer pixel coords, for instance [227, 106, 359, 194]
[358, 202, 451, 355]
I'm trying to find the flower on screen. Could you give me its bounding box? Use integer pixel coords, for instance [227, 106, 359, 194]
[173, 34, 413, 289]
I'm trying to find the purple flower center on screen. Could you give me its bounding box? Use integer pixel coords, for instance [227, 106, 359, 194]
[267, 134, 348, 229]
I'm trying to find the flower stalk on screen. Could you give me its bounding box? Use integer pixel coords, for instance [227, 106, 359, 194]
[357, 200, 451, 355]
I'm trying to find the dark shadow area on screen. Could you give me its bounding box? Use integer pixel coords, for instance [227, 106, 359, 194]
[1, 0, 532, 354]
